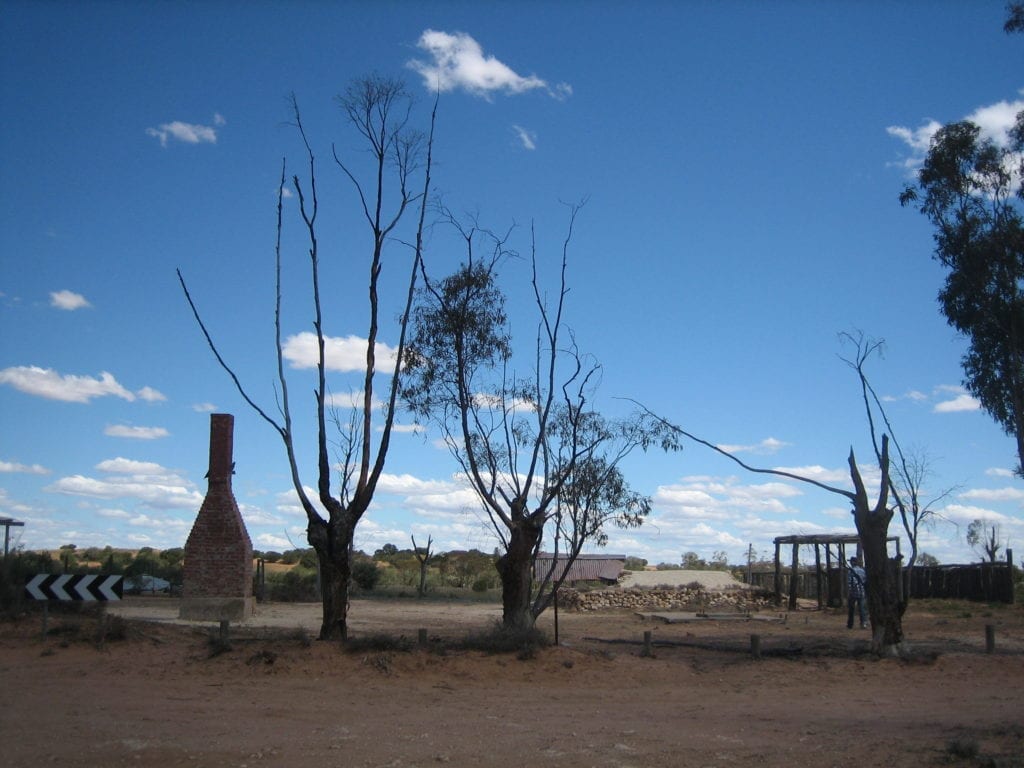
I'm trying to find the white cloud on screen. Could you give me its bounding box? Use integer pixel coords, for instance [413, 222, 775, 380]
[770, 465, 851, 485]
[136, 386, 167, 402]
[104, 424, 170, 440]
[49, 290, 91, 310]
[388, 423, 423, 434]
[97, 508, 132, 519]
[239, 503, 282, 527]
[966, 98, 1024, 147]
[885, 119, 942, 166]
[986, 467, 1015, 478]
[213, 113, 226, 126]
[887, 97, 1024, 172]
[407, 29, 571, 99]
[146, 119, 219, 147]
[254, 532, 293, 550]
[326, 389, 384, 411]
[934, 393, 981, 413]
[125, 513, 191, 532]
[0, 460, 50, 475]
[192, 402, 218, 413]
[512, 125, 536, 150]
[282, 332, 398, 372]
[959, 486, 1024, 503]
[46, 457, 202, 509]
[653, 475, 805, 521]
[716, 436, 789, 455]
[940, 503, 1011, 525]
[0, 366, 136, 403]
[881, 389, 928, 403]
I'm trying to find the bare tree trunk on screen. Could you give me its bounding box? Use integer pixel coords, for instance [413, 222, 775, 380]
[308, 518, 355, 641]
[495, 517, 543, 631]
[855, 503, 904, 652]
[849, 441, 905, 655]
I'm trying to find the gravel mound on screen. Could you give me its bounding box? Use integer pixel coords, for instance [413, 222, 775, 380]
[618, 569, 747, 591]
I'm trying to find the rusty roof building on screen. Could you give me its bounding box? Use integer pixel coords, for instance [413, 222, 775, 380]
[534, 553, 626, 584]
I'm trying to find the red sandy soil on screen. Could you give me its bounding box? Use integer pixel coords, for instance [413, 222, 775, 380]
[1, 597, 1022, 768]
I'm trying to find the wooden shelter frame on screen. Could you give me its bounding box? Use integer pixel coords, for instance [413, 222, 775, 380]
[773, 533, 900, 610]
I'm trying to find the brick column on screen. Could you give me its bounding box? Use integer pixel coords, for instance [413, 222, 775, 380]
[180, 414, 255, 622]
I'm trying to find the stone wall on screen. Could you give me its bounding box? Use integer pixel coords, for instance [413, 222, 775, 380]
[559, 586, 775, 613]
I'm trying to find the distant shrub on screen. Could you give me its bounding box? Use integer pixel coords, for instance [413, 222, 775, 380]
[458, 621, 550, 657]
[265, 569, 319, 602]
[471, 575, 492, 592]
[351, 560, 381, 591]
[1, 550, 58, 616]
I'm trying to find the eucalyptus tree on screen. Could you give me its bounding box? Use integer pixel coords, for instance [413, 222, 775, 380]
[401, 206, 672, 631]
[900, 112, 1024, 475]
[180, 76, 436, 640]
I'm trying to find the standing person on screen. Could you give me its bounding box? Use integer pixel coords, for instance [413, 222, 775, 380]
[847, 556, 867, 629]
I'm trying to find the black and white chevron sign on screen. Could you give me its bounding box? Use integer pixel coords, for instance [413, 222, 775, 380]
[24, 574, 123, 602]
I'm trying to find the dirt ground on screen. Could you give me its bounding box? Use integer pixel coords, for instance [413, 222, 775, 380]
[1, 596, 1022, 768]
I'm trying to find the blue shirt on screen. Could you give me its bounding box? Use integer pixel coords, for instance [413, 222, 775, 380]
[848, 565, 867, 598]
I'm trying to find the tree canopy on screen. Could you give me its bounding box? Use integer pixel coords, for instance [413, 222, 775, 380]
[900, 113, 1024, 475]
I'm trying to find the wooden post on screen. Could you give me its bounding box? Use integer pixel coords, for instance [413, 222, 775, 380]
[788, 542, 799, 611]
[219, 619, 229, 644]
[642, 630, 653, 657]
[773, 539, 782, 606]
[825, 544, 834, 607]
[750, 633, 761, 660]
[985, 624, 995, 653]
[418, 628, 428, 647]
[814, 543, 823, 609]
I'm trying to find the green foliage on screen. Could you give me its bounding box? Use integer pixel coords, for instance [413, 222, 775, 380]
[0, 550, 57, 615]
[623, 556, 648, 571]
[916, 552, 940, 567]
[264, 568, 319, 602]
[471, 575, 494, 592]
[681, 552, 706, 569]
[375, 543, 399, 558]
[402, 258, 513, 421]
[351, 560, 381, 591]
[966, 519, 1003, 563]
[58, 543, 78, 573]
[901, 114, 1024, 474]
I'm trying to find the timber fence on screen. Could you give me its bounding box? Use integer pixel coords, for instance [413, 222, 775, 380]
[907, 562, 1015, 603]
[747, 558, 1016, 605]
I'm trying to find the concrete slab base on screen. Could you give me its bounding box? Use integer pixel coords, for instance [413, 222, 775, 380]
[179, 596, 255, 623]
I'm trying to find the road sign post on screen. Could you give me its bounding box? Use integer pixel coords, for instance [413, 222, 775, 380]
[25, 574, 123, 641]
[25, 574, 124, 602]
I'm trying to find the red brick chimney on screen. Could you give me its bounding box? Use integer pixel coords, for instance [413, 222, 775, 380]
[180, 413, 254, 621]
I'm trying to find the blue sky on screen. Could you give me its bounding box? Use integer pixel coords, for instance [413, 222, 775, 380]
[1, 1, 1022, 566]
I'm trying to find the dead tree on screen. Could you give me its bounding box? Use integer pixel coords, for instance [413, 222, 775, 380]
[180, 77, 436, 640]
[411, 534, 433, 598]
[637, 403, 906, 656]
[840, 331, 957, 575]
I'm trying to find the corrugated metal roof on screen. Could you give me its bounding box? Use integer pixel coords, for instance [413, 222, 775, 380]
[534, 554, 625, 583]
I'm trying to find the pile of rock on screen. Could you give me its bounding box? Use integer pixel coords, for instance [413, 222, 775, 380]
[558, 585, 774, 613]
